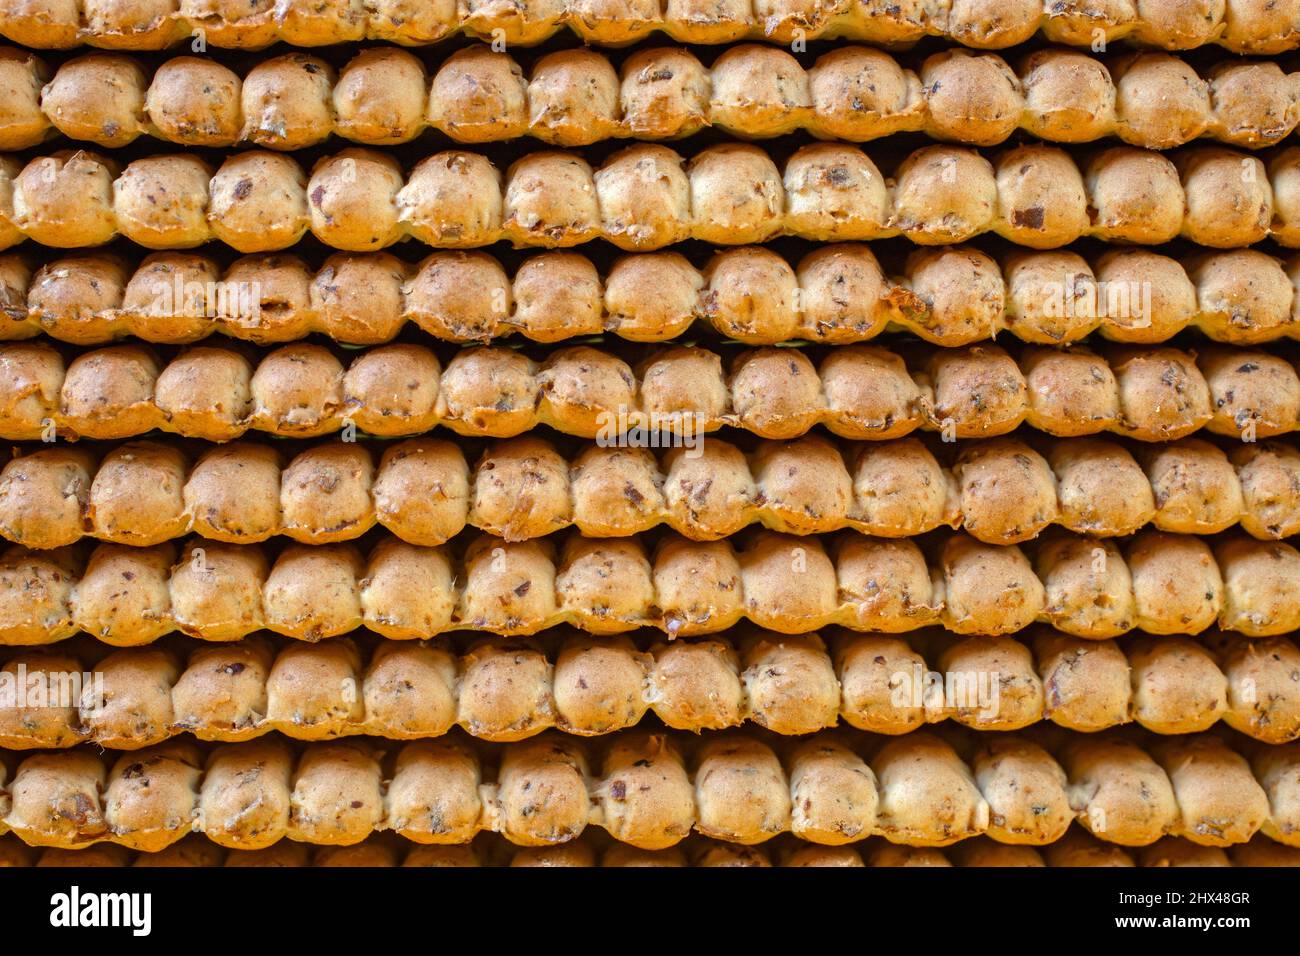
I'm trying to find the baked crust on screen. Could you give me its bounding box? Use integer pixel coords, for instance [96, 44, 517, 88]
[39, 625, 1286, 745]
[0, 727, 1289, 853]
[8, 245, 1300, 347]
[0, 142, 1295, 253]
[0, 433, 1288, 549]
[0, 528, 1293, 645]
[0, 728, 1274, 858]
[0, 340, 1280, 443]
[0, 0, 1294, 53]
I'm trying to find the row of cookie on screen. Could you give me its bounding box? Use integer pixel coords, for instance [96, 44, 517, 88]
[2, 628, 1293, 747]
[7, 45, 1298, 153]
[1, 142, 1293, 253]
[2, 529, 1295, 645]
[17, 831, 1300, 868]
[1, 0, 1293, 53]
[0, 729, 1291, 849]
[4, 435, 1296, 552]
[10, 245, 1300, 348]
[4, 341, 1291, 445]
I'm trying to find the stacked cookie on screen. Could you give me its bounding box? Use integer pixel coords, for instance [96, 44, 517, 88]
[0, 0, 1299, 868]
